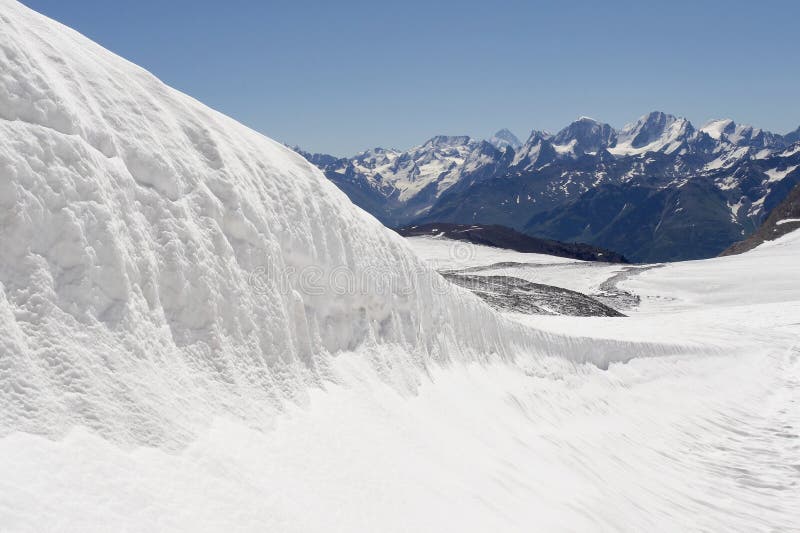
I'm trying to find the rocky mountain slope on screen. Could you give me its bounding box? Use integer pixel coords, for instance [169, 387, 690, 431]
[299, 114, 800, 262]
[396, 223, 627, 263]
[721, 181, 800, 255]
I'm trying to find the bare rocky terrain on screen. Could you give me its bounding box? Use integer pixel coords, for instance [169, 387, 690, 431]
[443, 273, 625, 317]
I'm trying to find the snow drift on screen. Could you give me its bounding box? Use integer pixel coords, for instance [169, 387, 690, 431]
[0, 0, 676, 448]
[0, 0, 497, 444]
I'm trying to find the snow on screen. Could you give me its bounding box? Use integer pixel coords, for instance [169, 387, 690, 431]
[700, 118, 734, 140]
[0, 0, 559, 447]
[552, 138, 577, 155]
[349, 136, 481, 201]
[511, 138, 545, 168]
[716, 173, 740, 190]
[465, 261, 627, 295]
[701, 119, 771, 147]
[765, 164, 799, 183]
[748, 195, 766, 217]
[705, 146, 750, 171]
[623, 229, 800, 312]
[487, 128, 521, 150]
[9, 339, 799, 532]
[610, 113, 691, 156]
[406, 236, 576, 270]
[7, 223, 800, 530]
[2, 2, 800, 531]
[776, 218, 800, 225]
[407, 239, 627, 298]
[728, 197, 746, 221]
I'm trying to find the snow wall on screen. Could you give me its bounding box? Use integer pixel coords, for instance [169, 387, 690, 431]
[0, 0, 688, 447]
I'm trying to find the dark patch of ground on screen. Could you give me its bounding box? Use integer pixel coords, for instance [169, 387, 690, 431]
[593, 264, 665, 311]
[443, 273, 625, 317]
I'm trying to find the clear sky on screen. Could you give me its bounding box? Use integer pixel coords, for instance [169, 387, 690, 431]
[19, 0, 800, 156]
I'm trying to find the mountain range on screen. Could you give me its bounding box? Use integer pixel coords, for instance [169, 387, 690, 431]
[297, 112, 800, 262]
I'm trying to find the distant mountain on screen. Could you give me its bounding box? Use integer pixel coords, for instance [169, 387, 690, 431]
[298, 112, 800, 262]
[396, 223, 628, 263]
[785, 127, 800, 145]
[700, 119, 785, 149]
[488, 129, 522, 150]
[720, 179, 800, 256]
[295, 136, 505, 227]
[552, 117, 617, 156]
[611, 111, 696, 156]
[522, 140, 800, 261]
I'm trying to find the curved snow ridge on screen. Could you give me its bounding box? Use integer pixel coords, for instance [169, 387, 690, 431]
[0, 0, 698, 447]
[2, 340, 797, 532]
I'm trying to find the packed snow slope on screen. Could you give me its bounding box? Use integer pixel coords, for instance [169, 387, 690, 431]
[3, 233, 799, 532]
[2, 2, 799, 531]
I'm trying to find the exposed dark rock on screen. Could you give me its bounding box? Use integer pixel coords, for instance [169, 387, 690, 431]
[443, 273, 625, 317]
[721, 181, 800, 256]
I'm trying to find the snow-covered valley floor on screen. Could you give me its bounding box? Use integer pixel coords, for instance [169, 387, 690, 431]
[3, 234, 798, 532]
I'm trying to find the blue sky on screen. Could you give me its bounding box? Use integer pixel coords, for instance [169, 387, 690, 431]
[21, 0, 800, 156]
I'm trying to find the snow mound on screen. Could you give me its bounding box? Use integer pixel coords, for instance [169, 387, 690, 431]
[0, 0, 671, 447]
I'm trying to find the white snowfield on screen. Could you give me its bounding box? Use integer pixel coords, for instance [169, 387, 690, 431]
[405, 234, 576, 270]
[0, 2, 799, 532]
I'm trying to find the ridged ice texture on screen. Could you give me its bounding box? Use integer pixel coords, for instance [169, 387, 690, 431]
[0, 0, 691, 447]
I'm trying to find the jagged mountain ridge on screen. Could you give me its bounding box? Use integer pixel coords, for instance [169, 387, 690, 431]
[298, 112, 800, 261]
[488, 128, 522, 150]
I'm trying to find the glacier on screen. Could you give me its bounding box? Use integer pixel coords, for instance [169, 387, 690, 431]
[0, 1, 799, 531]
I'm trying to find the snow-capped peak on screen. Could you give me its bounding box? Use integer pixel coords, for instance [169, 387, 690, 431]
[488, 129, 522, 150]
[552, 117, 616, 156]
[700, 119, 736, 140]
[524, 129, 552, 144]
[343, 135, 490, 202]
[610, 111, 693, 156]
[510, 130, 557, 168]
[422, 135, 472, 148]
[701, 119, 785, 149]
